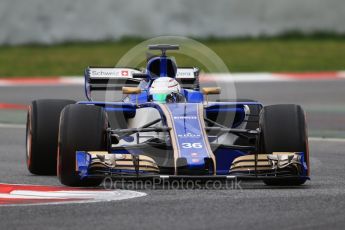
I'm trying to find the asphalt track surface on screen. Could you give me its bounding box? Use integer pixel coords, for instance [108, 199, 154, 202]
[1, 80, 345, 230]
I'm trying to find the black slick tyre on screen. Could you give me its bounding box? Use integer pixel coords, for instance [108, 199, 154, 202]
[26, 99, 75, 175]
[259, 104, 309, 186]
[57, 104, 108, 186]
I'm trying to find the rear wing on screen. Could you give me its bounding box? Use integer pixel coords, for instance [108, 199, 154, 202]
[84, 67, 142, 100]
[175, 67, 199, 90]
[84, 66, 200, 101]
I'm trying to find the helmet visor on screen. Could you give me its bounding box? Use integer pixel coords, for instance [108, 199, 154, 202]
[152, 93, 168, 102]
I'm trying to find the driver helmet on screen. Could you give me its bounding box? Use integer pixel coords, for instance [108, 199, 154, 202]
[150, 77, 181, 102]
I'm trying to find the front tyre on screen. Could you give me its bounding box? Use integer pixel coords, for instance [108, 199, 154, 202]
[26, 99, 75, 175]
[58, 104, 108, 186]
[259, 104, 309, 186]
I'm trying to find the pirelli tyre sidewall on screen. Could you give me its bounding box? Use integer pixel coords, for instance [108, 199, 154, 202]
[26, 99, 75, 175]
[259, 104, 309, 186]
[58, 104, 108, 187]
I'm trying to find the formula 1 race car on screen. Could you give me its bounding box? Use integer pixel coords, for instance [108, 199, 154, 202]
[26, 44, 310, 187]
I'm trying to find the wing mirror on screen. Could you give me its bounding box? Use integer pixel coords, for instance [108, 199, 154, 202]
[202, 87, 221, 95]
[202, 87, 221, 105]
[122, 87, 141, 104]
[122, 87, 141, 95]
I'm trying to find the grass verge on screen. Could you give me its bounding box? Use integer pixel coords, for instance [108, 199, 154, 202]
[0, 37, 344, 77]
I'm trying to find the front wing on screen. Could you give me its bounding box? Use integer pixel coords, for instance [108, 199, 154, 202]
[76, 151, 309, 181]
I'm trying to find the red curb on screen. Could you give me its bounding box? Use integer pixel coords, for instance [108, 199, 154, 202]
[0, 183, 102, 205]
[273, 72, 339, 79]
[0, 183, 89, 193]
[0, 71, 344, 86]
[0, 103, 28, 110]
[0, 77, 61, 85]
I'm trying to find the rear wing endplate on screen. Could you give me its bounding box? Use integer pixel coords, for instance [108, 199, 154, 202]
[84, 67, 142, 101]
[175, 67, 199, 89]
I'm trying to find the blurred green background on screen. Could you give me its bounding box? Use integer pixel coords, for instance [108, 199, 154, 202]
[0, 36, 344, 77]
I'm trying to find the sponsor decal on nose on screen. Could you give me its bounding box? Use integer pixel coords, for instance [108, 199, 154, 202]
[173, 116, 197, 119]
[191, 153, 198, 157]
[192, 158, 200, 163]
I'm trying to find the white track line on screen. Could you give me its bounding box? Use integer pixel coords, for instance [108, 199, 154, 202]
[338, 71, 345, 79]
[0, 182, 147, 207]
[1, 71, 345, 87]
[200, 73, 292, 82]
[0, 123, 25, 129]
[309, 137, 345, 142]
[0, 189, 147, 207]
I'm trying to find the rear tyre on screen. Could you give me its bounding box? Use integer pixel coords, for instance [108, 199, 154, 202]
[58, 104, 108, 186]
[26, 99, 75, 175]
[259, 104, 308, 186]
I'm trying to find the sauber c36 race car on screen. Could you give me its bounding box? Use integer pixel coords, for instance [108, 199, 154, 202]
[26, 44, 310, 186]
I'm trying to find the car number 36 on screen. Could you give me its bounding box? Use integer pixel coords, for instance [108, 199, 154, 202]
[181, 143, 203, 149]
